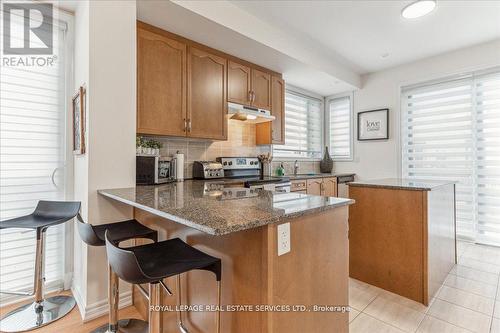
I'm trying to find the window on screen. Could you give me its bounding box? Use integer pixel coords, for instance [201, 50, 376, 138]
[402, 69, 500, 245]
[273, 90, 323, 159]
[328, 94, 353, 160]
[0, 9, 70, 303]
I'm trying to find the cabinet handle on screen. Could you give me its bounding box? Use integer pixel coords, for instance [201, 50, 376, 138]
[248, 91, 252, 103]
[187, 119, 192, 132]
[183, 119, 187, 132]
[250, 91, 255, 103]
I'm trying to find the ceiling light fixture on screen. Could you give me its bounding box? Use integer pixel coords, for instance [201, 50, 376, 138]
[402, 0, 436, 19]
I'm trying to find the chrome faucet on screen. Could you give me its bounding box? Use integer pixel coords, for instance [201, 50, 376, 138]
[294, 160, 299, 176]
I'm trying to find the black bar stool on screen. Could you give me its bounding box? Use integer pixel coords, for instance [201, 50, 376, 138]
[104, 231, 222, 333]
[0, 200, 81, 332]
[75, 215, 157, 333]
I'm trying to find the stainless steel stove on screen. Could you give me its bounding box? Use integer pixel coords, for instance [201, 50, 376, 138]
[193, 157, 291, 192]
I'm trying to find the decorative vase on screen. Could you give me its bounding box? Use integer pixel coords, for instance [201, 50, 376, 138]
[320, 146, 334, 173]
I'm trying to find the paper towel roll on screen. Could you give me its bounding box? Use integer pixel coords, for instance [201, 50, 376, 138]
[175, 152, 184, 182]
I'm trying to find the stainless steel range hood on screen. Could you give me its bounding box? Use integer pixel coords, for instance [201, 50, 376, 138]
[227, 102, 275, 123]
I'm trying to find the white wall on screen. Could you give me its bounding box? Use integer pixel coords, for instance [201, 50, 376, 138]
[72, 0, 137, 319]
[72, 0, 90, 310]
[334, 39, 500, 180]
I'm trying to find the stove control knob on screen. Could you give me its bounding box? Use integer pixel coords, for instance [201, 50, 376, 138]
[223, 162, 227, 166]
[229, 161, 233, 166]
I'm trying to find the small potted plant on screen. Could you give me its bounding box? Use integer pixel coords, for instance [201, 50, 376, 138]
[136, 136, 143, 155]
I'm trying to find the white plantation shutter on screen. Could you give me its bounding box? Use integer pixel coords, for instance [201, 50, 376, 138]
[402, 68, 500, 245]
[0, 8, 68, 303]
[273, 91, 323, 158]
[475, 71, 500, 245]
[328, 95, 353, 160]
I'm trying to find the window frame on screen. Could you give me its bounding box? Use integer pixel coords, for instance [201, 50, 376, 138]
[325, 92, 354, 161]
[272, 86, 325, 161]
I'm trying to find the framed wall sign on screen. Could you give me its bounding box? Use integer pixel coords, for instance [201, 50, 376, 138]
[72, 86, 86, 154]
[357, 108, 389, 141]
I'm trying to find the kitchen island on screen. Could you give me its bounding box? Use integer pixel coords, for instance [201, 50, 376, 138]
[348, 178, 456, 305]
[99, 181, 353, 333]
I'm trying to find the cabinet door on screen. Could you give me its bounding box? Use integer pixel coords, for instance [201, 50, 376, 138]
[228, 61, 251, 105]
[187, 47, 227, 140]
[291, 180, 307, 192]
[307, 179, 323, 196]
[137, 29, 187, 136]
[271, 76, 285, 144]
[323, 177, 338, 197]
[251, 69, 271, 110]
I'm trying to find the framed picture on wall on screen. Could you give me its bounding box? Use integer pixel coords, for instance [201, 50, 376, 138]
[357, 108, 389, 141]
[72, 86, 86, 154]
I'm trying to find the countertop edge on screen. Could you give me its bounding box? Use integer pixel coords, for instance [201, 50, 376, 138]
[347, 182, 456, 191]
[98, 190, 354, 236]
[285, 173, 356, 181]
[98, 190, 219, 235]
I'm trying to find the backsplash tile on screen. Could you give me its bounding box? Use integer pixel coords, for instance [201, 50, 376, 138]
[145, 120, 322, 179]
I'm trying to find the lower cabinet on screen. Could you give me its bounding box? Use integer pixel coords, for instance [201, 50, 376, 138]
[323, 177, 338, 197]
[292, 178, 338, 197]
[306, 179, 323, 196]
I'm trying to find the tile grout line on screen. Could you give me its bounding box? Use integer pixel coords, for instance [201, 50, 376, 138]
[358, 311, 408, 332]
[449, 270, 500, 287]
[490, 274, 500, 333]
[436, 285, 496, 316]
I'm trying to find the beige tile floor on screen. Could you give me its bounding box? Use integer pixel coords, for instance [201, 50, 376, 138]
[349, 241, 500, 333]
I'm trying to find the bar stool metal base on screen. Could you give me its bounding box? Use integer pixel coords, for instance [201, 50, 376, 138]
[0, 295, 75, 333]
[89, 318, 149, 333]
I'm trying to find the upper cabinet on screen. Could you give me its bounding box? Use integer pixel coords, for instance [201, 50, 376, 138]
[271, 76, 285, 144]
[256, 75, 285, 145]
[251, 69, 272, 110]
[228, 61, 251, 105]
[187, 47, 227, 140]
[137, 28, 187, 136]
[136, 22, 284, 142]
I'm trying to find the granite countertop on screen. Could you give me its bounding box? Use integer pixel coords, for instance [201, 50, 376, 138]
[348, 178, 456, 191]
[99, 181, 354, 236]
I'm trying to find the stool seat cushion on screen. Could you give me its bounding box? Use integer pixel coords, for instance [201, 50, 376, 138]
[0, 201, 80, 232]
[132, 238, 221, 282]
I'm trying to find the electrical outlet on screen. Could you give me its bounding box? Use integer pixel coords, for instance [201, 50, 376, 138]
[277, 223, 291, 256]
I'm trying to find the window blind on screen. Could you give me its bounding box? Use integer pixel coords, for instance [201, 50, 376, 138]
[475, 71, 500, 245]
[0, 9, 68, 304]
[402, 69, 500, 244]
[328, 95, 353, 160]
[273, 91, 323, 159]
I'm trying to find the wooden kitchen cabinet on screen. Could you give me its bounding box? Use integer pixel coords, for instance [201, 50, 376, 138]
[187, 47, 227, 140]
[271, 76, 285, 144]
[227, 61, 251, 105]
[256, 75, 285, 145]
[306, 177, 338, 197]
[323, 177, 338, 197]
[290, 180, 307, 192]
[251, 68, 272, 110]
[137, 28, 187, 136]
[306, 179, 323, 196]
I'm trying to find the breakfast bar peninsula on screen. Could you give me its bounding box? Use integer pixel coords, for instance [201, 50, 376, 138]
[99, 181, 353, 333]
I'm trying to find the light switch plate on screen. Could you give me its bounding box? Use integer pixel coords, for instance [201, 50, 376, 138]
[277, 223, 291, 256]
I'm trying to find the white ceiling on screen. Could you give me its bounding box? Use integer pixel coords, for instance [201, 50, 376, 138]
[138, 0, 358, 95]
[232, 0, 500, 74]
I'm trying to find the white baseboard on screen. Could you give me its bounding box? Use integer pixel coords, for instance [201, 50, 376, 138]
[71, 287, 133, 322]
